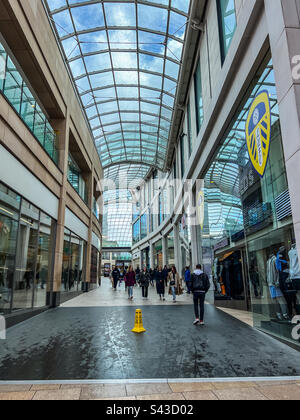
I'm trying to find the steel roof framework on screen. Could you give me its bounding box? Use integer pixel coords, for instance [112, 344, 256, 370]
[45, 0, 191, 185]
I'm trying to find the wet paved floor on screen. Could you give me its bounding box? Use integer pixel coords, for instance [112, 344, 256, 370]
[0, 297, 299, 380]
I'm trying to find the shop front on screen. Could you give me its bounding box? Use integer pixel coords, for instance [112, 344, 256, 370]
[0, 181, 56, 315]
[61, 228, 87, 301]
[203, 54, 300, 347]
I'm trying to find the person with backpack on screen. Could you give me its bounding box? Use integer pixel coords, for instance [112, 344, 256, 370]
[191, 264, 211, 325]
[111, 266, 120, 291]
[140, 267, 150, 299]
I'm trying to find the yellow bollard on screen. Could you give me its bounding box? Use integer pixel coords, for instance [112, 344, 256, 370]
[132, 309, 146, 333]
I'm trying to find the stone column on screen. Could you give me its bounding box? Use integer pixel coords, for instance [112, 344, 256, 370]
[162, 235, 168, 267]
[265, 0, 300, 259]
[48, 115, 70, 307]
[190, 223, 199, 270]
[83, 167, 94, 292]
[149, 241, 154, 269]
[173, 223, 181, 273]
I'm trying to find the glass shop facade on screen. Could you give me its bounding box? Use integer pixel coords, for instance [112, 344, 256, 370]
[203, 53, 300, 348]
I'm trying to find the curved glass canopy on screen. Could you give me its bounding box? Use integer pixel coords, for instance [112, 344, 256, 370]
[45, 0, 191, 181]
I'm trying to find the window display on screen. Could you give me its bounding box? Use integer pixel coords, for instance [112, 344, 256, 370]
[0, 182, 56, 314]
[202, 54, 300, 346]
[61, 229, 86, 297]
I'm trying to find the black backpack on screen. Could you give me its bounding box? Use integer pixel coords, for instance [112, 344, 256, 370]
[193, 273, 209, 292]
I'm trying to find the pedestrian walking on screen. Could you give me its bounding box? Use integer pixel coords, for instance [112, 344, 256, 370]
[140, 267, 150, 299]
[111, 266, 120, 291]
[135, 266, 141, 286]
[119, 268, 125, 287]
[125, 266, 136, 300]
[184, 266, 192, 294]
[191, 264, 211, 326]
[155, 266, 165, 301]
[162, 265, 169, 287]
[168, 266, 182, 303]
[149, 268, 155, 287]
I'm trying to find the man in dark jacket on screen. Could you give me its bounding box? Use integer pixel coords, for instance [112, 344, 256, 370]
[191, 264, 210, 326]
[111, 266, 120, 291]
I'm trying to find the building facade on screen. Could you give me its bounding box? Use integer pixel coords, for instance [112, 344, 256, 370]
[0, 0, 103, 324]
[131, 0, 300, 348]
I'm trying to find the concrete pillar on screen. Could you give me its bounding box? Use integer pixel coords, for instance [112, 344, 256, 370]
[190, 223, 199, 270]
[162, 235, 168, 267]
[265, 0, 300, 259]
[83, 168, 94, 291]
[149, 241, 154, 269]
[139, 249, 143, 268]
[173, 224, 181, 273]
[48, 116, 70, 307]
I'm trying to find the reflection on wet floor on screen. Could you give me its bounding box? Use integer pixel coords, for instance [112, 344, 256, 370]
[0, 301, 300, 381]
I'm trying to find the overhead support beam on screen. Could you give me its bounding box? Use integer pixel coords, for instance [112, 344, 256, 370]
[165, 0, 208, 171]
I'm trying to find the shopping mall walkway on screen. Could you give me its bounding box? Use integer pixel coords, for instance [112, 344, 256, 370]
[0, 278, 299, 383]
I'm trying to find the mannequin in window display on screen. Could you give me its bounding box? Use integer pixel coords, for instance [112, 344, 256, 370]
[213, 258, 222, 294]
[276, 246, 299, 320]
[267, 253, 289, 321]
[289, 245, 300, 310]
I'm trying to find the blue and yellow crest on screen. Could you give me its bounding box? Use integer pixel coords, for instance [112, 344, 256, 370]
[245, 90, 271, 178]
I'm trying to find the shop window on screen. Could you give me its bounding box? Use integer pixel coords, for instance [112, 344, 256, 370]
[140, 213, 148, 240]
[0, 42, 58, 164]
[180, 133, 185, 178]
[217, 0, 237, 63]
[132, 219, 140, 245]
[61, 228, 86, 296]
[0, 185, 21, 314]
[0, 182, 56, 314]
[194, 60, 204, 134]
[203, 55, 300, 347]
[187, 101, 192, 157]
[68, 153, 88, 203]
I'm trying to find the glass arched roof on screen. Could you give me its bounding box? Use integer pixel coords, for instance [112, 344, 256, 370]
[45, 0, 191, 181]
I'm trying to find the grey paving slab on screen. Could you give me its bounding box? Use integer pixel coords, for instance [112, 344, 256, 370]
[0, 304, 299, 381]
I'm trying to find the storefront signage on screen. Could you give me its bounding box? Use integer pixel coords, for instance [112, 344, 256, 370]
[214, 238, 229, 251]
[246, 90, 271, 178]
[239, 162, 260, 197]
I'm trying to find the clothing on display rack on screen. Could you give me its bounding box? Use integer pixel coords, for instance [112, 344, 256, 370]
[267, 254, 288, 320]
[289, 245, 300, 290]
[276, 247, 299, 319]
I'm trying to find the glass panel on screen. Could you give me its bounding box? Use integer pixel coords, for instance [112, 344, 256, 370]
[194, 60, 204, 133]
[13, 200, 40, 311]
[0, 183, 21, 315]
[46, 0, 191, 178]
[0, 43, 58, 164]
[34, 213, 56, 308]
[218, 0, 237, 61]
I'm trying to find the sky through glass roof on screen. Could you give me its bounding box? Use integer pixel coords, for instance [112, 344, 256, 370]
[45, 0, 191, 185]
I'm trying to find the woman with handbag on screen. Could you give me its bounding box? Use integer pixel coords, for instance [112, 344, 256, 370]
[155, 266, 165, 301]
[168, 266, 181, 303]
[140, 267, 150, 300]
